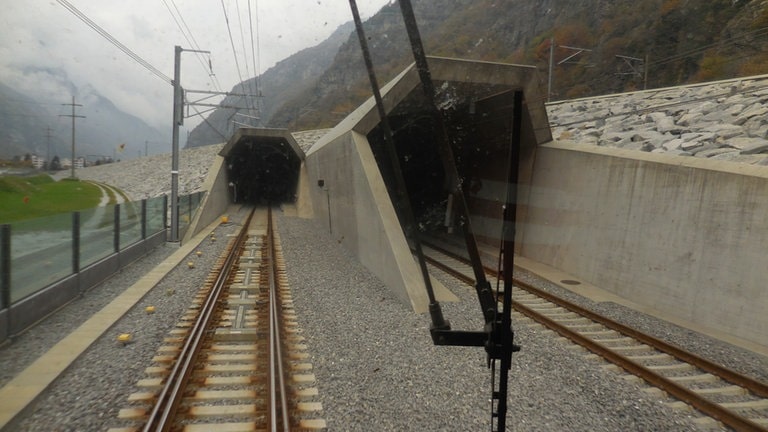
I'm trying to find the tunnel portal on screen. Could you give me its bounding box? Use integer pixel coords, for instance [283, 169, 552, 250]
[221, 129, 304, 205]
[367, 81, 524, 240]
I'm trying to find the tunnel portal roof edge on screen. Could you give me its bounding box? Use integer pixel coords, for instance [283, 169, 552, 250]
[219, 127, 305, 161]
[307, 56, 552, 156]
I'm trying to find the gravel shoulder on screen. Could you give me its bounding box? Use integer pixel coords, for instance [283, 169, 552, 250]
[0, 208, 248, 431]
[277, 213, 704, 431]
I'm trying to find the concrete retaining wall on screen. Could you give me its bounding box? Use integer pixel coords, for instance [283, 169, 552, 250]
[520, 141, 768, 348]
[184, 155, 229, 243]
[305, 130, 456, 313]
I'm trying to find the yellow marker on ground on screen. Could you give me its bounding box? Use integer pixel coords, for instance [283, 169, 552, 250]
[145, 306, 155, 314]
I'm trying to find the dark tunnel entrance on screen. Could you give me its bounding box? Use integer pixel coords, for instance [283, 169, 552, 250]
[367, 84, 522, 238]
[225, 133, 302, 205]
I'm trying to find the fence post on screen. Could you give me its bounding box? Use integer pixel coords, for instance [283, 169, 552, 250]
[114, 204, 121, 253]
[141, 199, 147, 240]
[72, 212, 80, 274]
[1, 224, 10, 309]
[163, 194, 168, 232]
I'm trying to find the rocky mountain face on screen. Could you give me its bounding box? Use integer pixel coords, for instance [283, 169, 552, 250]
[185, 22, 355, 148]
[0, 81, 167, 161]
[187, 0, 768, 145]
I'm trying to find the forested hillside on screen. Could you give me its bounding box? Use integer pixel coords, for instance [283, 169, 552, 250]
[188, 0, 768, 146]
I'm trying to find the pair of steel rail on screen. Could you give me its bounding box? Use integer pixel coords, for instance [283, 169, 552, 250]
[425, 241, 768, 432]
[142, 207, 291, 431]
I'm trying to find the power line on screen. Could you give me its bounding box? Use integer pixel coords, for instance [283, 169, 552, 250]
[235, 0, 251, 81]
[650, 26, 768, 67]
[162, 0, 223, 92]
[547, 25, 768, 100]
[234, 0, 256, 119]
[189, 104, 229, 141]
[248, 0, 263, 123]
[220, 0, 246, 87]
[55, 0, 172, 85]
[249, 0, 262, 92]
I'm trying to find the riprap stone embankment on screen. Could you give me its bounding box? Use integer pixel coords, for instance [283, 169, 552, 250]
[69, 74, 768, 201]
[549, 74, 768, 165]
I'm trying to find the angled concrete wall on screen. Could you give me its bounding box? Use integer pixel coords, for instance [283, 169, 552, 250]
[304, 57, 549, 313]
[183, 154, 228, 243]
[305, 130, 456, 313]
[520, 141, 768, 348]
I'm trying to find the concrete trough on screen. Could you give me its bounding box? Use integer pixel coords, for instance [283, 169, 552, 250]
[304, 56, 551, 312]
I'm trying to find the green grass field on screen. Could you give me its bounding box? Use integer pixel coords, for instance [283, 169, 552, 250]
[0, 175, 103, 224]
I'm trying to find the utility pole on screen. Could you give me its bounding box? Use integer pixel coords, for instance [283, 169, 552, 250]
[548, 44, 593, 102]
[170, 45, 210, 243]
[44, 127, 53, 171]
[547, 38, 554, 102]
[60, 97, 85, 179]
[616, 54, 647, 89]
[644, 54, 649, 90]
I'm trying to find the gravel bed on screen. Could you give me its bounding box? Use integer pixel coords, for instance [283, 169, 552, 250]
[0, 240, 171, 387]
[3, 209, 761, 430]
[2, 209, 247, 432]
[514, 271, 768, 385]
[276, 214, 702, 431]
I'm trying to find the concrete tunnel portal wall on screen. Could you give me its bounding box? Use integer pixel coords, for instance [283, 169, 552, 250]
[182, 128, 308, 243]
[185, 58, 767, 349]
[304, 57, 552, 313]
[221, 128, 305, 206]
[366, 83, 547, 246]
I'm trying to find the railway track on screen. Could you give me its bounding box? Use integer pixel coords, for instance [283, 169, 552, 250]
[109, 207, 325, 432]
[421, 240, 768, 432]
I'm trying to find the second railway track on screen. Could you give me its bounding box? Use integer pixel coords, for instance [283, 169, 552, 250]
[421, 239, 768, 432]
[109, 207, 325, 432]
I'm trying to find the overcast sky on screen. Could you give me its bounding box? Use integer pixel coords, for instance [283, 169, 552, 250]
[0, 0, 391, 135]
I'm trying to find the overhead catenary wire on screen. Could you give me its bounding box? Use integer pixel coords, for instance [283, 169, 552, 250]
[55, 0, 172, 85]
[235, 0, 251, 81]
[234, 0, 256, 119]
[221, 0, 252, 128]
[189, 105, 230, 141]
[549, 25, 768, 99]
[649, 25, 768, 67]
[162, 0, 223, 93]
[220, 0, 246, 89]
[248, 0, 262, 96]
[247, 0, 263, 122]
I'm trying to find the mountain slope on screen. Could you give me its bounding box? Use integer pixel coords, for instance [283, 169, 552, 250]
[0, 81, 168, 161]
[188, 0, 768, 139]
[185, 22, 355, 148]
[0, 83, 66, 160]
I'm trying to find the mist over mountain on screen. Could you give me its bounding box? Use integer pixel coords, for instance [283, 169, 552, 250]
[187, 0, 768, 147]
[5, 1, 767, 157]
[0, 71, 168, 162]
